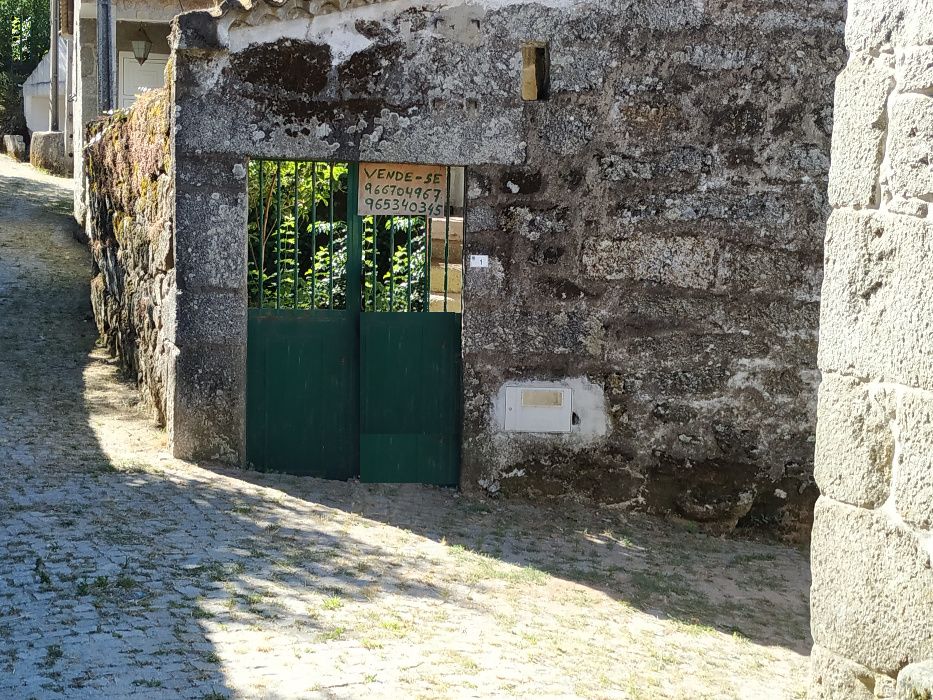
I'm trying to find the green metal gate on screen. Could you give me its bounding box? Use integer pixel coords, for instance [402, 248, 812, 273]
[245, 160, 462, 485]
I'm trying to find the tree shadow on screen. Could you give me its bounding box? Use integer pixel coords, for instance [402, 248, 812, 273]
[206, 469, 813, 657]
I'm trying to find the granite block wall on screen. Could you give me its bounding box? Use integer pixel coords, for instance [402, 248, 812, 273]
[167, 0, 845, 536]
[809, 0, 933, 695]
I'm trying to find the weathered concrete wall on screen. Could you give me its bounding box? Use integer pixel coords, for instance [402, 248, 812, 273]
[809, 0, 933, 696]
[170, 0, 844, 534]
[84, 89, 175, 426]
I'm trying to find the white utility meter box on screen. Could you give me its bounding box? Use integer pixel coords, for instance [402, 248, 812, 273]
[504, 386, 573, 433]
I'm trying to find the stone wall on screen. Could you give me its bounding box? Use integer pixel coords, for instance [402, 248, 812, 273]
[169, 0, 844, 536]
[84, 88, 175, 425]
[810, 0, 933, 696]
[72, 16, 97, 226]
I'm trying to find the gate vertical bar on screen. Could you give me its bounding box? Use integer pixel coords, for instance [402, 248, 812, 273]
[389, 217, 395, 311]
[328, 162, 335, 309]
[293, 161, 300, 308]
[406, 220, 412, 312]
[258, 162, 265, 308]
[345, 162, 362, 313]
[373, 215, 379, 312]
[310, 165, 317, 309]
[424, 215, 431, 312]
[443, 167, 451, 312]
[275, 161, 283, 309]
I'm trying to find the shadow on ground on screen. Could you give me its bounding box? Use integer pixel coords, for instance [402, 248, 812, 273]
[0, 163, 238, 699]
[204, 466, 813, 652]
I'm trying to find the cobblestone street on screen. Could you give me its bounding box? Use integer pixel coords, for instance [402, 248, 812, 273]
[0, 155, 812, 698]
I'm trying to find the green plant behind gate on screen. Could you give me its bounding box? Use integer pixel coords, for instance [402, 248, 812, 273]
[247, 160, 433, 312]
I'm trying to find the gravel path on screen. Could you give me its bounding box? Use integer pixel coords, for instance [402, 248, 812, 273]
[0, 155, 812, 699]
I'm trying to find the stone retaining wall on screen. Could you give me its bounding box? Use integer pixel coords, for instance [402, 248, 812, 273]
[83, 89, 175, 426]
[810, 0, 933, 695]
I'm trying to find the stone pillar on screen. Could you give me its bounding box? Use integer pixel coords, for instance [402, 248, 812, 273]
[166, 154, 249, 464]
[72, 16, 98, 225]
[810, 1, 933, 697]
[165, 17, 248, 465]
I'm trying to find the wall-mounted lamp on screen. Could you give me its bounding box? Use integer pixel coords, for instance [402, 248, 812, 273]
[131, 28, 153, 65]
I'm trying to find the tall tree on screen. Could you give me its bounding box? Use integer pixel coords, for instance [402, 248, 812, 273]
[0, 0, 51, 133]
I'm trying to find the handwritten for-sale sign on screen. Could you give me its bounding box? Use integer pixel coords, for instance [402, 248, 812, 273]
[358, 163, 447, 217]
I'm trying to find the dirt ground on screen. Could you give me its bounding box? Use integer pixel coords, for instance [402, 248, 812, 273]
[0, 154, 812, 699]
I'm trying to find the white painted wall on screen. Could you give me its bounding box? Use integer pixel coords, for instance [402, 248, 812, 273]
[21, 36, 69, 134]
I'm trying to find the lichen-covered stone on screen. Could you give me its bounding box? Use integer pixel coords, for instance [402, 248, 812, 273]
[168, 341, 245, 464]
[810, 497, 933, 675]
[814, 374, 895, 508]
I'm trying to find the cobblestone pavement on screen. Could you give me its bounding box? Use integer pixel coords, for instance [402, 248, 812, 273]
[0, 155, 812, 699]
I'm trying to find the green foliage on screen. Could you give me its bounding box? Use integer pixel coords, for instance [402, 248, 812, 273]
[247, 161, 429, 312]
[0, 70, 25, 134]
[363, 216, 427, 312]
[0, 0, 51, 134]
[0, 0, 50, 72]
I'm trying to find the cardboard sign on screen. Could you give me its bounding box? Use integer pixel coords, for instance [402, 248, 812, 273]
[358, 163, 447, 217]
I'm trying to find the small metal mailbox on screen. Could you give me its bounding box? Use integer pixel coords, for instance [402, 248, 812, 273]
[504, 386, 573, 433]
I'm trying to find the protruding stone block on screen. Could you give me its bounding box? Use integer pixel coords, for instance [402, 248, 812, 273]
[29, 131, 72, 176]
[814, 374, 894, 508]
[845, 0, 933, 53]
[883, 95, 933, 205]
[1, 134, 26, 160]
[810, 497, 933, 675]
[896, 661, 933, 700]
[819, 210, 933, 388]
[827, 54, 893, 208]
[893, 389, 933, 530]
[809, 645, 884, 700]
[172, 9, 221, 53]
